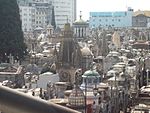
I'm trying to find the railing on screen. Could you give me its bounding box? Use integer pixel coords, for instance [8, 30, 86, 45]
[0, 85, 81, 113]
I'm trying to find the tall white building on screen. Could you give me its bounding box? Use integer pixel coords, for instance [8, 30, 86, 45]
[52, 0, 76, 29]
[18, 0, 52, 32]
[19, 6, 35, 32]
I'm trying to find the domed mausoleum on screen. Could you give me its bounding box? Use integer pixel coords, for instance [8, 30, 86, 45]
[80, 69, 101, 90]
[80, 46, 93, 71]
[73, 12, 89, 40]
[67, 85, 85, 112]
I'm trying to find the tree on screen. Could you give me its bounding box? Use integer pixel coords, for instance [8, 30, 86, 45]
[0, 0, 27, 62]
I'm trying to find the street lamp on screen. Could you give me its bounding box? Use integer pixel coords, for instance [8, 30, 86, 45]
[93, 87, 98, 97]
[93, 75, 99, 104]
[93, 87, 98, 107]
[84, 78, 87, 113]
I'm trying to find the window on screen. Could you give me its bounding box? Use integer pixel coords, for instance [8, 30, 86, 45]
[24, 28, 27, 32]
[32, 19, 35, 22]
[32, 9, 35, 13]
[24, 8, 27, 11]
[24, 18, 27, 21]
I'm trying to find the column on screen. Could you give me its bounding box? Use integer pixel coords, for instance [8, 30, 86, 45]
[84, 27, 86, 37]
[82, 28, 83, 37]
[77, 27, 79, 37]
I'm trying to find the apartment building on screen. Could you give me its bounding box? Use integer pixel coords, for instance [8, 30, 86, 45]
[17, 0, 52, 32]
[52, 0, 76, 29]
[89, 7, 133, 28]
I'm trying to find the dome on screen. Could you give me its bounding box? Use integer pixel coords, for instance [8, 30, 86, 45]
[82, 70, 100, 77]
[81, 46, 93, 56]
[74, 14, 88, 25]
[74, 18, 87, 24]
[68, 86, 85, 107]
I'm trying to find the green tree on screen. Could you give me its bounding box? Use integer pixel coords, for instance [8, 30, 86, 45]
[0, 0, 27, 62]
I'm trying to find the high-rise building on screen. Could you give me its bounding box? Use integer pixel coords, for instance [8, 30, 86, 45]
[51, 0, 76, 29]
[17, 0, 52, 32]
[19, 6, 35, 32]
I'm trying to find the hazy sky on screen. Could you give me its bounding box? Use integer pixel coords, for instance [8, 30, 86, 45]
[77, 0, 150, 20]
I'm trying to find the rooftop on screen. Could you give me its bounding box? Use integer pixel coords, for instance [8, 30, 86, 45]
[82, 70, 100, 77]
[90, 11, 127, 17]
[133, 10, 150, 17]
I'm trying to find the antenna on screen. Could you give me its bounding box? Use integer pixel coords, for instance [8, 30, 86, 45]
[125, 0, 128, 9]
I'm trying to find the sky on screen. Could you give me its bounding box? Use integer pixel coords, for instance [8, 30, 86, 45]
[77, 0, 150, 20]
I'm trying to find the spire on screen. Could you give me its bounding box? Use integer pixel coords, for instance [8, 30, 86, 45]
[51, 6, 56, 30]
[67, 15, 69, 23]
[112, 31, 121, 49]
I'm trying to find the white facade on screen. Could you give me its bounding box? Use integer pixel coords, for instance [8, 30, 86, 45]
[37, 72, 59, 90]
[19, 6, 35, 32]
[89, 8, 133, 28]
[18, 0, 52, 33]
[52, 0, 76, 29]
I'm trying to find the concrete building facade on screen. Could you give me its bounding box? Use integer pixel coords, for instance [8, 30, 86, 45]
[17, 0, 52, 32]
[51, 0, 76, 29]
[132, 10, 150, 28]
[19, 6, 35, 32]
[89, 8, 133, 28]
